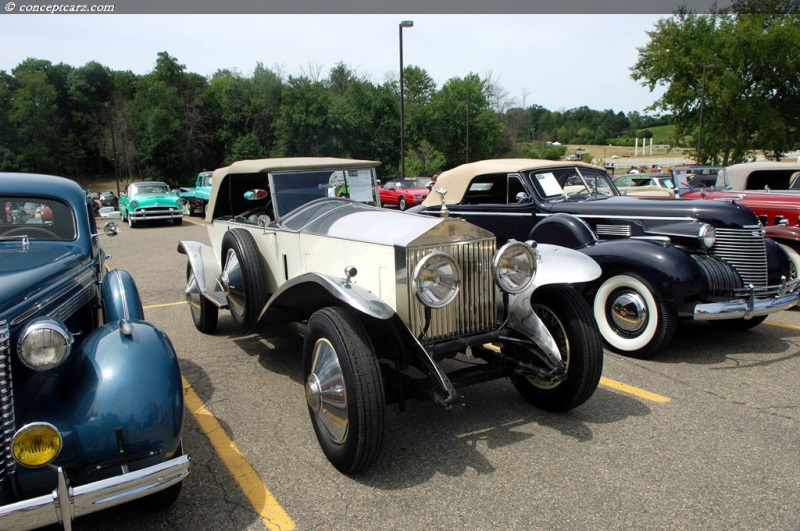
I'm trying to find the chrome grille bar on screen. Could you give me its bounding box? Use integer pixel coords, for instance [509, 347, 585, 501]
[711, 228, 768, 287]
[407, 239, 496, 341]
[0, 321, 15, 482]
[596, 224, 632, 237]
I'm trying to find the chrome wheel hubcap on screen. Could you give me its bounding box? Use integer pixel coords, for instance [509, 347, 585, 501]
[610, 291, 648, 334]
[305, 338, 348, 444]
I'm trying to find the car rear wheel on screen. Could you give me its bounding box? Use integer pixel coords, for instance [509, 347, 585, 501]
[593, 273, 676, 358]
[220, 229, 267, 334]
[398, 196, 407, 211]
[304, 307, 385, 473]
[513, 284, 603, 412]
[186, 262, 218, 334]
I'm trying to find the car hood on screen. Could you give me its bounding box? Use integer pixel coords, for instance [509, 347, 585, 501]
[546, 195, 761, 229]
[682, 189, 800, 209]
[0, 244, 88, 317]
[391, 186, 429, 195]
[284, 198, 492, 247]
[127, 193, 182, 207]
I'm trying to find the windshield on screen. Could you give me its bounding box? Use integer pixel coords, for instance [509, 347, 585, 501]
[270, 167, 379, 218]
[673, 167, 725, 189]
[529, 167, 617, 201]
[1, 197, 76, 241]
[131, 183, 170, 195]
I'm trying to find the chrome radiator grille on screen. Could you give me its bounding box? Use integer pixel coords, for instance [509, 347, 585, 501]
[711, 228, 768, 287]
[0, 321, 15, 482]
[406, 239, 497, 341]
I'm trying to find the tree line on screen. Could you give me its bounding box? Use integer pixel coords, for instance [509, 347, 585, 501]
[0, 51, 662, 185]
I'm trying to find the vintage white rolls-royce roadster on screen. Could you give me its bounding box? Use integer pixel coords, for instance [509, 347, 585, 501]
[178, 157, 603, 473]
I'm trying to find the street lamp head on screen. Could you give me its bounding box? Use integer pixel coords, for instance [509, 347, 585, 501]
[400, 20, 414, 28]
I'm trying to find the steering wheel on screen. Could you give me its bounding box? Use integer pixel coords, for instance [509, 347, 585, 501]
[3, 226, 59, 239]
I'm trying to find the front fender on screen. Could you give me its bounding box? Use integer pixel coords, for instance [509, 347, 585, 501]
[257, 272, 395, 325]
[178, 240, 224, 306]
[18, 321, 183, 482]
[581, 239, 703, 313]
[532, 243, 601, 287]
[102, 269, 144, 322]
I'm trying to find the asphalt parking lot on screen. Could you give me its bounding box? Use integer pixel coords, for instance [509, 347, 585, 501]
[72, 216, 800, 530]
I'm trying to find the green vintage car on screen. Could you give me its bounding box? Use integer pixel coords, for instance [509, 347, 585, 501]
[119, 181, 184, 228]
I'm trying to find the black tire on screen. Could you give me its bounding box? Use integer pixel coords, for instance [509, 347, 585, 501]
[303, 307, 385, 473]
[592, 273, 676, 359]
[220, 229, 267, 334]
[708, 315, 768, 331]
[398, 196, 407, 211]
[186, 262, 218, 334]
[513, 284, 603, 412]
[173, 217, 183, 226]
[137, 442, 184, 511]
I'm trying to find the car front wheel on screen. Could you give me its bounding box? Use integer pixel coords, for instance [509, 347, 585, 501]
[398, 196, 407, 210]
[513, 284, 603, 412]
[220, 229, 267, 334]
[304, 307, 385, 473]
[593, 273, 676, 358]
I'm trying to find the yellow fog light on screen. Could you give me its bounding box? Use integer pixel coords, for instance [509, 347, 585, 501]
[12, 423, 62, 467]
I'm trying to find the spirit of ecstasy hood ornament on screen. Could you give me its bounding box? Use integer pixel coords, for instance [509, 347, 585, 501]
[434, 186, 449, 219]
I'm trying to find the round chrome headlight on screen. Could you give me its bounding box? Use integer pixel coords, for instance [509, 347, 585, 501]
[18, 317, 73, 371]
[493, 240, 537, 294]
[12, 423, 63, 467]
[699, 224, 716, 249]
[412, 251, 461, 308]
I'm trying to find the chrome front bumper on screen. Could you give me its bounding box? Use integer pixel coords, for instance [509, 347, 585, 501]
[130, 209, 183, 221]
[694, 279, 800, 320]
[0, 455, 190, 531]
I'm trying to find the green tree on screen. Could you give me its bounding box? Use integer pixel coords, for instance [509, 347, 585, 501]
[631, 6, 800, 164]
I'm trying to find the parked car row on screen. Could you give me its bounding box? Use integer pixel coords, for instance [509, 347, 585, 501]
[4, 157, 798, 525]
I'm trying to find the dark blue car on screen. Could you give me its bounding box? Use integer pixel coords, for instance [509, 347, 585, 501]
[0, 173, 189, 529]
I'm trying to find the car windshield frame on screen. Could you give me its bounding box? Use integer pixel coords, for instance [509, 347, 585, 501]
[527, 166, 618, 202]
[130, 183, 170, 195]
[269, 167, 380, 219]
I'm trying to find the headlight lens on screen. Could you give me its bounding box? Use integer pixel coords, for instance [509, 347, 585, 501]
[493, 240, 537, 294]
[18, 317, 73, 371]
[412, 251, 461, 308]
[12, 423, 62, 467]
[699, 224, 716, 249]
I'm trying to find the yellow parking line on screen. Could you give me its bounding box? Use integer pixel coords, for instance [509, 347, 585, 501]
[144, 301, 187, 309]
[599, 377, 671, 403]
[182, 377, 296, 531]
[765, 321, 800, 331]
[182, 217, 206, 226]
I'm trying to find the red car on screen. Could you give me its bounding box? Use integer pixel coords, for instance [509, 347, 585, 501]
[677, 163, 800, 275]
[378, 178, 429, 211]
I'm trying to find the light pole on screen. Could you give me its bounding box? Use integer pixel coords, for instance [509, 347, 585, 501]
[399, 20, 413, 178]
[697, 63, 716, 164]
[464, 97, 470, 163]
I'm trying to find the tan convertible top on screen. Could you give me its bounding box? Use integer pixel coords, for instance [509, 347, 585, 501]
[725, 161, 800, 191]
[421, 159, 601, 206]
[206, 157, 380, 221]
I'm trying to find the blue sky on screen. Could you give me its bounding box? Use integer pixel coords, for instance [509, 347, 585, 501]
[0, 14, 668, 114]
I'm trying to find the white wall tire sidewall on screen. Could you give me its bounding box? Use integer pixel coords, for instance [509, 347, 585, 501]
[594, 275, 658, 352]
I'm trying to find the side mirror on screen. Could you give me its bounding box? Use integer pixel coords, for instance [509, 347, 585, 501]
[103, 221, 119, 237]
[515, 192, 531, 203]
[244, 189, 269, 201]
